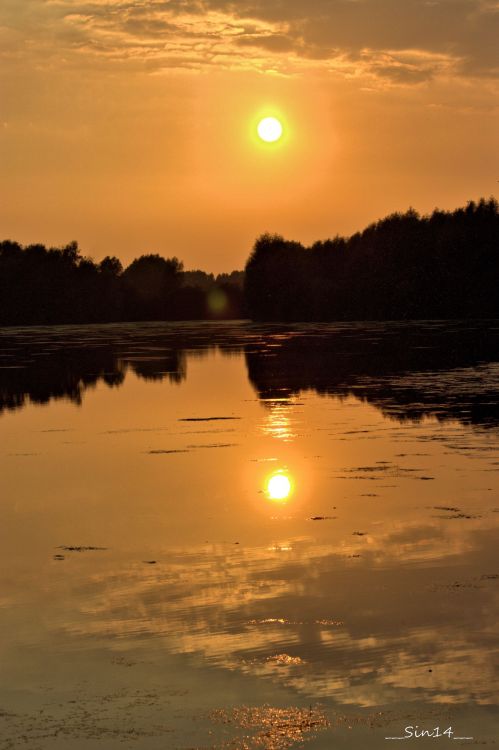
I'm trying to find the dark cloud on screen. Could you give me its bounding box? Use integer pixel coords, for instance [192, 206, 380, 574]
[205, 0, 499, 78]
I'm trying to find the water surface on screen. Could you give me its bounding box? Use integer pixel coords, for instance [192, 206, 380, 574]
[1, 321, 499, 748]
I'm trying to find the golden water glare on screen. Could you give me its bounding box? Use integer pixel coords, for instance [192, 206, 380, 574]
[266, 472, 292, 502]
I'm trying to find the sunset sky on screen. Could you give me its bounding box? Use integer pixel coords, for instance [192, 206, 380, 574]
[1, 0, 498, 271]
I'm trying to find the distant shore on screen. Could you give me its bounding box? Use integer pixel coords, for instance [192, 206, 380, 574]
[1, 198, 497, 326]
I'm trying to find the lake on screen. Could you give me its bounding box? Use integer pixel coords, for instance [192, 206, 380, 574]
[1, 320, 499, 749]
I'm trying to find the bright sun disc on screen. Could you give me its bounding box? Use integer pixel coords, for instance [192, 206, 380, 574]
[267, 474, 292, 501]
[257, 117, 283, 143]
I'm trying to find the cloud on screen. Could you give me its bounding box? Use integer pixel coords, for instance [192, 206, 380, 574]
[235, 33, 297, 54]
[0, 0, 497, 84]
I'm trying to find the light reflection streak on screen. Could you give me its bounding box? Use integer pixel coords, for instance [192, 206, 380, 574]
[261, 401, 297, 442]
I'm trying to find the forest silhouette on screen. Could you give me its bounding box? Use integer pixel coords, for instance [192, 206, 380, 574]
[1, 198, 497, 325]
[245, 198, 499, 321]
[0, 243, 244, 325]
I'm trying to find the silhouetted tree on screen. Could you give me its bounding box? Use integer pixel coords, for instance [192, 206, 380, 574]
[3, 197, 495, 326]
[122, 254, 183, 320]
[245, 198, 499, 321]
[99, 256, 123, 276]
[0, 240, 244, 324]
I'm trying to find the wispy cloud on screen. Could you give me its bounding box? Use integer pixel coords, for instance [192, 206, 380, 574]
[0, 0, 497, 84]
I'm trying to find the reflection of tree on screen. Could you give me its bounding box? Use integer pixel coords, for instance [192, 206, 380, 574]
[0, 337, 188, 414]
[2, 322, 499, 428]
[245, 322, 499, 428]
[128, 354, 186, 383]
[0, 348, 124, 413]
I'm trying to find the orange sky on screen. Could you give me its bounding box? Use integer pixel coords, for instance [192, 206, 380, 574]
[1, 0, 498, 272]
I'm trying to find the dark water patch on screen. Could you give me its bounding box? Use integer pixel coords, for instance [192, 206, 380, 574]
[103, 428, 170, 434]
[40, 428, 74, 433]
[333, 474, 383, 481]
[146, 449, 191, 454]
[0, 684, 179, 746]
[57, 546, 108, 552]
[179, 416, 241, 422]
[111, 656, 136, 667]
[7, 452, 40, 456]
[433, 506, 461, 512]
[178, 428, 237, 434]
[250, 458, 278, 463]
[334, 464, 426, 481]
[309, 516, 337, 521]
[186, 443, 238, 449]
[395, 453, 431, 457]
[432, 581, 482, 591]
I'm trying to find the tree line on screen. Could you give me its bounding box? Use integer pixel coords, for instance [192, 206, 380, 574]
[244, 198, 499, 320]
[0, 242, 244, 325]
[1, 198, 497, 325]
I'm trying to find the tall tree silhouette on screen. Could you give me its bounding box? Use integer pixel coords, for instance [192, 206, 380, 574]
[122, 254, 183, 320]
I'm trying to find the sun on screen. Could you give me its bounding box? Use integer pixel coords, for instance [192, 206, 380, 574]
[266, 473, 292, 501]
[257, 117, 283, 143]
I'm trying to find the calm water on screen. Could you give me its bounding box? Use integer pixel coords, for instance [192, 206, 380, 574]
[1, 321, 499, 749]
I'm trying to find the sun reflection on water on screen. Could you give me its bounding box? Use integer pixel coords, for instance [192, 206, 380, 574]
[266, 471, 293, 503]
[261, 400, 297, 442]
